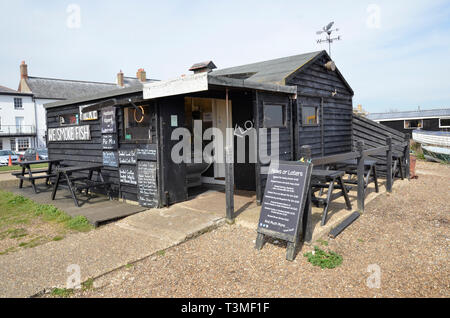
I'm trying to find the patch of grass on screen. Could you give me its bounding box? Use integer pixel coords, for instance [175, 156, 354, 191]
[82, 278, 94, 291]
[304, 246, 343, 269]
[316, 239, 328, 246]
[0, 247, 16, 255]
[357, 238, 364, 243]
[125, 263, 134, 269]
[0, 163, 48, 172]
[156, 250, 166, 256]
[50, 288, 74, 298]
[0, 191, 93, 253]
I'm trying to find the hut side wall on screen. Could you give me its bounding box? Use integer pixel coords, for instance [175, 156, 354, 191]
[287, 54, 354, 159]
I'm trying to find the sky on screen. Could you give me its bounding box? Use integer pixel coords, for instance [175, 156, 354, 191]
[1, 0, 449, 113]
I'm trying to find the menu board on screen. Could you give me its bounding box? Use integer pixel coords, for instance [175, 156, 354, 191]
[137, 161, 158, 208]
[102, 134, 118, 150]
[102, 151, 119, 168]
[257, 161, 312, 242]
[101, 106, 116, 134]
[136, 144, 157, 161]
[119, 166, 137, 185]
[118, 149, 137, 164]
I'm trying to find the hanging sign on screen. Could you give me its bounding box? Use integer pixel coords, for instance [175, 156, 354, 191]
[102, 151, 119, 168]
[137, 161, 158, 208]
[102, 134, 118, 150]
[79, 105, 98, 121]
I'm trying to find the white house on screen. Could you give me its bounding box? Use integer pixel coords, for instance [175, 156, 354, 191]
[16, 61, 155, 148]
[0, 85, 37, 152]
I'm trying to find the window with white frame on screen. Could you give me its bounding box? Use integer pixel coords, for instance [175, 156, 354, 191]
[17, 138, 29, 151]
[439, 118, 450, 128]
[10, 139, 16, 151]
[14, 98, 23, 109]
[404, 119, 423, 129]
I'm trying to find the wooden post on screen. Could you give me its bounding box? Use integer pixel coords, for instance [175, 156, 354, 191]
[386, 136, 393, 193]
[300, 145, 313, 244]
[253, 91, 262, 206]
[356, 140, 365, 213]
[404, 135, 411, 180]
[225, 88, 234, 221]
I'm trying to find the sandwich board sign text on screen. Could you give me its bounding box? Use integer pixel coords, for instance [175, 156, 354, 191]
[143, 72, 208, 99]
[255, 161, 312, 261]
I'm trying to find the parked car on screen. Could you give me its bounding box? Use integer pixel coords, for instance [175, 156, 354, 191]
[23, 148, 49, 161]
[0, 150, 20, 166]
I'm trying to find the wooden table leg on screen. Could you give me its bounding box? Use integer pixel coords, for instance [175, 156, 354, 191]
[27, 165, 37, 194]
[19, 165, 26, 188]
[64, 173, 79, 207]
[373, 166, 379, 193]
[321, 180, 335, 226]
[338, 176, 352, 210]
[302, 190, 313, 244]
[51, 172, 61, 200]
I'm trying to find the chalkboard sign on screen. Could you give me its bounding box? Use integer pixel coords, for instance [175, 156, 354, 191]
[102, 151, 119, 168]
[102, 134, 118, 150]
[136, 144, 157, 161]
[119, 166, 137, 185]
[101, 106, 116, 134]
[257, 161, 312, 241]
[118, 149, 137, 164]
[137, 161, 158, 208]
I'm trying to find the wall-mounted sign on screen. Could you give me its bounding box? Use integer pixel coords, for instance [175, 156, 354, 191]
[118, 149, 137, 165]
[137, 160, 158, 208]
[48, 125, 91, 142]
[136, 144, 157, 161]
[102, 134, 118, 150]
[102, 151, 119, 168]
[101, 106, 116, 134]
[79, 105, 98, 121]
[119, 166, 137, 185]
[143, 72, 208, 100]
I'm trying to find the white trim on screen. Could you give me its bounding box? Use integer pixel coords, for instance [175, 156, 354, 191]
[373, 116, 443, 122]
[439, 117, 450, 128]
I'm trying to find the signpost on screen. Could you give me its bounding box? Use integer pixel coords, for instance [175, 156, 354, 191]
[255, 161, 313, 261]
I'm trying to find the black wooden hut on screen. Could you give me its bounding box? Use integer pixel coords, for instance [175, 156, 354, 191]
[44, 50, 355, 209]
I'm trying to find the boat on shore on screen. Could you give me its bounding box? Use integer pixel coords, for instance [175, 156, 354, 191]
[412, 130, 450, 164]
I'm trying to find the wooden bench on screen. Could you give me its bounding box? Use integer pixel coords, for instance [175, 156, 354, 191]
[332, 159, 379, 195]
[13, 160, 62, 193]
[311, 169, 352, 226]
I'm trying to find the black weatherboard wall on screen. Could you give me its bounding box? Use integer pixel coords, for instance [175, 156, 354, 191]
[287, 53, 354, 159]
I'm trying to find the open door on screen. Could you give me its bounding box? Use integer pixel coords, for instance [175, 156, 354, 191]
[212, 98, 232, 179]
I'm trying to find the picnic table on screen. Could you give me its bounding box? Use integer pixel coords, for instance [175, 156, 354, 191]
[12, 159, 62, 193]
[311, 169, 352, 226]
[51, 164, 113, 207]
[331, 159, 379, 195]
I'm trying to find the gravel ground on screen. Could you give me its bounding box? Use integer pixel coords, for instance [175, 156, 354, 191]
[57, 161, 449, 298]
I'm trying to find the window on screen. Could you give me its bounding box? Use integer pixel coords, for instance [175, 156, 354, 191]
[123, 104, 155, 142]
[404, 119, 423, 129]
[14, 98, 23, 109]
[439, 118, 450, 128]
[263, 104, 286, 128]
[17, 138, 29, 151]
[302, 106, 320, 126]
[10, 139, 16, 152]
[59, 114, 79, 126]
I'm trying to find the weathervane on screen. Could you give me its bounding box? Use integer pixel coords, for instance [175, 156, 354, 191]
[316, 22, 341, 57]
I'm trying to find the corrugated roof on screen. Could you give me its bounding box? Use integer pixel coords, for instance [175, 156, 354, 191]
[368, 108, 450, 121]
[210, 51, 322, 85]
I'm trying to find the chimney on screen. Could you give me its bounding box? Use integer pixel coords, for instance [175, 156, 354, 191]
[136, 68, 146, 82]
[20, 61, 28, 79]
[189, 61, 217, 74]
[117, 70, 124, 87]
